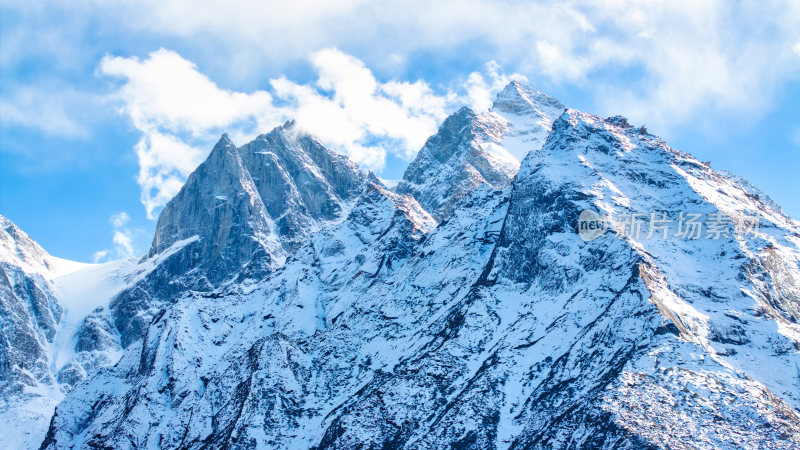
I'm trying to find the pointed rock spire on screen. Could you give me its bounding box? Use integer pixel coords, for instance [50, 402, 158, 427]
[148, 133, 283, 283]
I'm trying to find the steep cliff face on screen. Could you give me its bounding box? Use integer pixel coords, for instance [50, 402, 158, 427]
[41, 90, 800, 449]
[148, 133, 284, 283]
[395, 81, 564, 222]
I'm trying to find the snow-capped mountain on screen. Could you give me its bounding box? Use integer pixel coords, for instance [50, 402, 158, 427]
[2, 81, 799, 449]
[1, 215, 65, 392]
[396, 81, 564, 221]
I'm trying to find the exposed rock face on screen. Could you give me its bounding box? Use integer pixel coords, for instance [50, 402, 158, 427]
[396, 81, 564, 221]
[108, 134, 286, 349]
[237, 121, 366, 251]
[149, 122, 366, 278]
[0, 120, 369, 448]
[40, 87, 800, 449]
[149, 133, 284, 284]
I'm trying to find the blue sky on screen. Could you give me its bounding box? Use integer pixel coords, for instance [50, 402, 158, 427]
[1, 1, 799, 262]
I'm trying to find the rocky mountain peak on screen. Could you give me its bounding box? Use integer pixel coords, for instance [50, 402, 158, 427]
[147, 131, 281, 285]
[395, 83, 565, 221]
[149, 133, 264, 253]
[149, 118, 367, 262]
[492, 80, 564, 116]
[237, 121, 366, 248]
[101, 123, 368, 360]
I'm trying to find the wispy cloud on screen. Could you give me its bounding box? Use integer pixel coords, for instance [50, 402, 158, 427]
[0, 86, 91, 138]
[271, 48, 454, 164]
[464, 61, 527, 112]
[94, 211, 138, 262]
[92, 250, 110, 263]
[5, 0, 800, 219]
[99, 50, 276, 137]
[585, 1, 800, 131]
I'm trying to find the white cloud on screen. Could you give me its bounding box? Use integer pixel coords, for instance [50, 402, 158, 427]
[100, 48, 517, 217]
[572, 0, 800, 131]
[92, 250, 110, 263]
[272, 48, 452, 162]
[794, 42, 800, 57]
[94, 211, 137, 262]
[109, 211, 130, 228]
[132, 131, 206, 218]
[99, 49, 275, 137]
[99, 49, 280, 218]
[5, 0, 800, 136]
[112, 229, 134, 258]
[72, 0, 799, 218]
[534, 41, 591, 82]
[109, 212, 135, 258]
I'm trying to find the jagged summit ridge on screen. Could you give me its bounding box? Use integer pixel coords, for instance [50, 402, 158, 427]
[148, 131, 283, 285]
[238, 120, 366, 250]
[149, 120, 367, 283]
[106, 123, 368, 347]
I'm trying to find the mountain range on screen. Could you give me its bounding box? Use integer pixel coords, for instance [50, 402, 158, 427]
[1, 81, 799, 449]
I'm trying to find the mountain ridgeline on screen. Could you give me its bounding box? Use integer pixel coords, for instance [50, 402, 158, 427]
[1, 81, 799, 449]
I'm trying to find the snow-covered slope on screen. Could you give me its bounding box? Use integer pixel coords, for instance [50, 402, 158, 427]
[40, 84, 800, 448]
[479, 109, 800, 447]
[0, 215, 66, 449]
[1, 215, 65, 391]
[0, 212, 217, 448]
